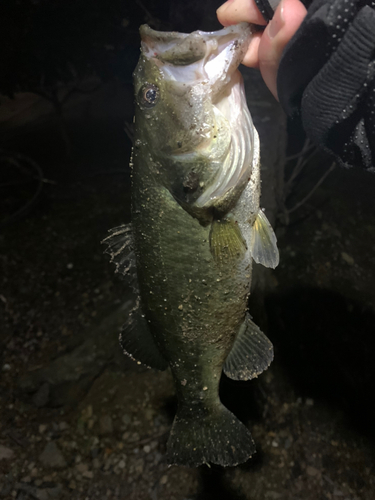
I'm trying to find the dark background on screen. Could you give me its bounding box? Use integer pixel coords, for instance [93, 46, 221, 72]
[0, 1, 375, 499]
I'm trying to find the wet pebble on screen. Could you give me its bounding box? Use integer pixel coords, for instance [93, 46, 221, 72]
[122, 414, 131, 427]
[39, 442, 67, 469]
[75, 463, 88, 473]
[341, 252, 355, 265]
[92, 458, 101, 469]
[32, 382, 50, 408]
[99, 415, 113, 435]
[117, 459, 126, 469]
[59, 422, 69, 431]
[306, 465, 321, 477]
[0, 445, 15, 461]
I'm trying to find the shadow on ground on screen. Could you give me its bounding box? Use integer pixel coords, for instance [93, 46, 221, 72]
[266, 287, 375, 439]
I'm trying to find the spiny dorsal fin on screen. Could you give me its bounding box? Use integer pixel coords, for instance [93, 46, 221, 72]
[223, 313, 273, 381]
[102, 223, 138, 293]
[102, 223, 133, 274]
[209, 218, 247, 264]
[250, 210, 279, 269]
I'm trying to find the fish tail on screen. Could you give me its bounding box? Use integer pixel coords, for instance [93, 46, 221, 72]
[167, 402, 255, 467]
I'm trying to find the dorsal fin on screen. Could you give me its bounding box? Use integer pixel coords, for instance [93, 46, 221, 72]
[102, 223, 138, 293]
[102, 223, 168, 371]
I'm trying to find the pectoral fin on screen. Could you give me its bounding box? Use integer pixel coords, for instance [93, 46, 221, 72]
[223, 313, 274, 381]
[210, 218, 247, 264]
[250, 210, 279, 269]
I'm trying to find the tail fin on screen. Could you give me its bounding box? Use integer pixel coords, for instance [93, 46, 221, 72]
[167, 403, 255, 467]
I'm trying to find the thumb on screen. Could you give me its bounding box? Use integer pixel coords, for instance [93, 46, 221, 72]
[258, 0, 307, 100]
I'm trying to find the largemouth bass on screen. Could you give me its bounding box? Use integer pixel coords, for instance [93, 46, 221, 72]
[103, 22, 279, 467]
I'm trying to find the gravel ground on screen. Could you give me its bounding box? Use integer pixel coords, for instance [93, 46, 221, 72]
[1, 85, 375, 500]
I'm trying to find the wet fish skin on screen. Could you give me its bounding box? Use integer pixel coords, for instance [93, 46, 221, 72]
[103, 22, 278, 467]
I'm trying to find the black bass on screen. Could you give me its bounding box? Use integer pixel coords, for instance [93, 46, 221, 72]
[103, 22, 279, 467]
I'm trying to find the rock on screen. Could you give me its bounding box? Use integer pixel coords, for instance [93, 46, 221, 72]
[75, 463, 88, 473]
[306, 465, 320, 477]
[68, 480, 77, 490]
[92, 458, 101, 469]
[82, 470, 94, 479]
[33, 382, 50, 408]
[160, 475, 168, 485]
[265, 492, 283, 499]
[15, 483, 64, 500]
[121, 414, 131, 426]
[39, 442, 67, 469]
[0, 445, 15, 461]
[17, 302, 134, 408]
[99, 415, 113, 435]
[284, 437, 293, 449]
[341, 252, 355, 266]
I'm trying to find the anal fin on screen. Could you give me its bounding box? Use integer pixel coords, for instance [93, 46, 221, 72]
[120, 299, 168, 371]
[250, 210, 279, 269]
[223, 313, 273, 381]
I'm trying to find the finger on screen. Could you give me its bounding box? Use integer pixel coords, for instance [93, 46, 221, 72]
[258, 0, 307, 100]
[242, 32, 262, 68]
[217, 0, 267, 27]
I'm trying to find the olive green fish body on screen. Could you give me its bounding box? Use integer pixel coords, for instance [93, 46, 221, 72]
[132, 149, 251, 398]
[104, 22, 279, 467]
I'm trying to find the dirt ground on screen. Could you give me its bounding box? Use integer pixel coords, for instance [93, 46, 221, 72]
[1, 81, 375, 500]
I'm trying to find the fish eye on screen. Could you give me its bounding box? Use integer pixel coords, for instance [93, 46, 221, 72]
[139, 84, 159, 108]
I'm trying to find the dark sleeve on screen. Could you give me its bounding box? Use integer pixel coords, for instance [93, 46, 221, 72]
[276, 0, 375, 170]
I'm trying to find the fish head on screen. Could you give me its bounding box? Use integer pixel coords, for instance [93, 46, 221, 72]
[133, 23, 255, 216]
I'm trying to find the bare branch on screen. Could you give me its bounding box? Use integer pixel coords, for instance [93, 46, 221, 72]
[286, 162, 336, 215]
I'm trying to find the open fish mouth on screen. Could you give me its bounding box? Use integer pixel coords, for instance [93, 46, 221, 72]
[139, 23, 255, 211]
[140, 23, 252, 94]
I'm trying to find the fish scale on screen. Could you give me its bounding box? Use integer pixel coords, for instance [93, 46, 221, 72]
[103, 22, 279, 467]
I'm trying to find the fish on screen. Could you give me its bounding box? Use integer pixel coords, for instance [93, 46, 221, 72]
[103, 22, 279, 468]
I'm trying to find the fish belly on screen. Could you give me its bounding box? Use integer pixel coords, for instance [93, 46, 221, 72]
[133, 181, 251, 371]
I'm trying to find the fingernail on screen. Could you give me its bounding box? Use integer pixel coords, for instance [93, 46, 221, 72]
[268, 0, 285, 38]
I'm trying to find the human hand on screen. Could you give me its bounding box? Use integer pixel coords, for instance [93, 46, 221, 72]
[217, 0, 307, 100]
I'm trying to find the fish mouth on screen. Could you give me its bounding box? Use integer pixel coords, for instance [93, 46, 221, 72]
[140, 23, 252, 94]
